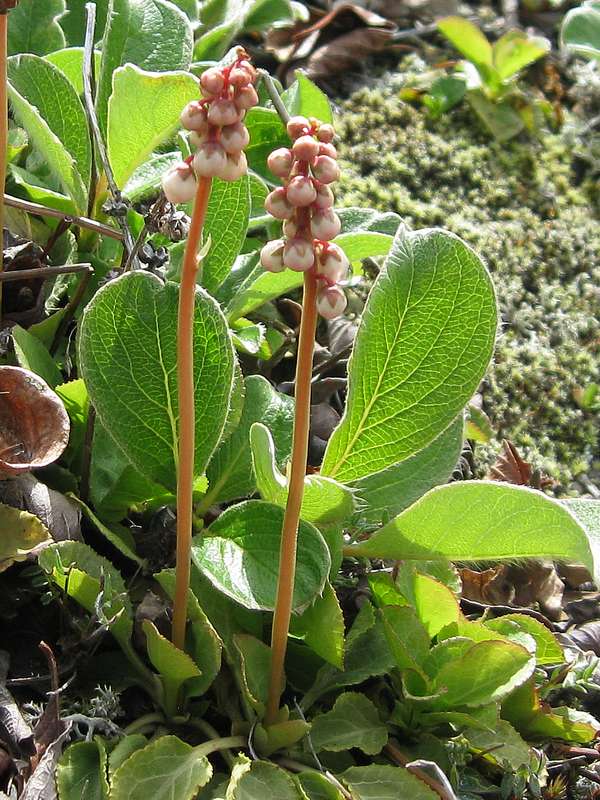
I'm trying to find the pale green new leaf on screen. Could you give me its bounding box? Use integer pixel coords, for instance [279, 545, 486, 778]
[8, 55, 91, 193]
[8, 0, 66, 56]
[45, 48, 101, 96]
[110, 736, 212, 800]
[226, 759, 304, 800]
[485, 614, 563, 666]
[564, 498, 600, 572]
[310, 693, 387, 755]
[381, 605, 430, 673]
[341, 765, 439, 800]
[192, 500, 330, 611]
[143, 620, 201, 711]
[561, 1, 600, 60]
[493, 31, 550, 82]
[321, 228, 497, 483]
[78, 271, 235, 493]
[0, 504, 51, 572]
[232, 634, 271, 713]
[297, 773, 343, 800]
[96, 0, 193, 135]
[204, 377, 293, 508]
[349, 482, 595, 579]
[290, 581, 344, 668]
[437, 16, 493, 68]
[107, 65, 198, 188]
[281, 72, 333, 123]
[251, 423, 354, 525]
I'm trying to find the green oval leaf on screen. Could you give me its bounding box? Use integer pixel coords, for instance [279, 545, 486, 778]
[107, 65, 199, 189]
[96, 0, 193, 135]
[78, 271, 234, 492]
[321, 228, 497, 482]
[8, 0, 66, 56]
[192, 500, 330, 611]
[310, 692, 387, 755]
[110, 736, 212, 800]
[348, 481, 595, 579]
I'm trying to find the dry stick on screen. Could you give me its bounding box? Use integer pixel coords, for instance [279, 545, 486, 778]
[172, 175, 212, 652]
[0, 263, 92, 282]
[82, 2, 136, 263]
[265, 270, 319, 725]
[4, 193, 124, 240]
[0, 10, 7, 315]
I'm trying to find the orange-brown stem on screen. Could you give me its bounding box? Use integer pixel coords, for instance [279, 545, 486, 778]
[266, 269, 318, 724]
[0, 12, 8, 314]
[172, 175, 212, 652]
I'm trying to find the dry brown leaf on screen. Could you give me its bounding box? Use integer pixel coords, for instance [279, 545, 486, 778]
[0, 366, 69, 475]
[487, 439, 555, 490]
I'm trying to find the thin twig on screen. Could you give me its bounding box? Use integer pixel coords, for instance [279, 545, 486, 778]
[258, 69, 290, 125]
[50, 266, 94, 355]
[0, 263, 92, 282]
[122, 193, 168, 272]
[4, 193, 123, 240]
[83, 3, 136, 261]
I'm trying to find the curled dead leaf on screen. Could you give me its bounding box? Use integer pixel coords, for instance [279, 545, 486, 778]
[487, 439, 555, 490]
[0, 366, 69, 475]
[0, 503, 51, 572]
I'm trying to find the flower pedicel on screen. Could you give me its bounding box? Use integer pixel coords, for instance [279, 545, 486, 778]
[260, 115, 349, 320]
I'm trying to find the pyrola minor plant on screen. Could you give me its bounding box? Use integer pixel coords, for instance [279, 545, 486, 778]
[161, 48, 258, 651]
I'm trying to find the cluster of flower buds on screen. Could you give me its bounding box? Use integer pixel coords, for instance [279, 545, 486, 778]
[260, 115, 348, 320]
[161, 49, 258, 204]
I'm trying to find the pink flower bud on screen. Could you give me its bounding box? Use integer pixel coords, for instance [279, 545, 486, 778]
[319, 243, 349, 282]
[208, 99, 240, 127]
[287, 115, 310, 140]
[267, 148, 293, 179]
[220, 151, 248, 182]
[283, 218, 299, 238]
[286, 175, 317, 207]
[180, 101, 209, 132]
[317, 123, 335, 143]
[312, 155, 340, 184]
[317, 286, 347, 319]
[319, 142, 337, 159]
[265, 187, 294, 220]
[200, 67, 225, 96]
[229, 67, 252, 88]
[292, 135, 320, 162]
[283, 238, 315, 272]
[189, 130, 208, 149]
[314, 184, 334, 209]
[193, 142, 227, 178]
[238, 60, 257, 82]
[260, 239, 286, 272]
[161, 162, 197, 204]
[311, 208, 341, 240]
[221, 122, 250, 154]
[235, 85, 259, 110]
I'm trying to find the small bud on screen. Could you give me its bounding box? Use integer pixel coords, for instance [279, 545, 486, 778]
[316, 123, 335, 143]
[193, 142, 227, 177]
[284, 238, 315, 272]
[314, 183, 334, 209]
[267, 147, 293, 179]
[161, 162, 197, 204]
[313, 155, 340, 184]
[200, 67, 226, 96]
[283, 218, 299, 238]
[319, 243, 349, 282]
[220, 151, 248, 182]
[229, 67, 252, 88]
[317, 286, 347, 319]
[286, 175, 317, 207]
[260, 239, 286, 272]
[208, 99, 241, 127]
[180, 101, 209, 132]
[221, 122, 250, 153]
[189, 130, 208, 149]
[235, 85, 259, 110]
[292, 135, 320, 162]
[311, 208, 341, 241]
[265, 187, 294, 220]
[287, 115, 310, 140]
[238, 60, 257, 82]
[319, 142, 337, 159]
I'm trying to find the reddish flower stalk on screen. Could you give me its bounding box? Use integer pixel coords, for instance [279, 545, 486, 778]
[164, 50, 258, 652]
[262, 116, 347, 724]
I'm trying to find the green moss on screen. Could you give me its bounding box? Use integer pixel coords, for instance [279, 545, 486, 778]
[336, 77, 600, 490]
